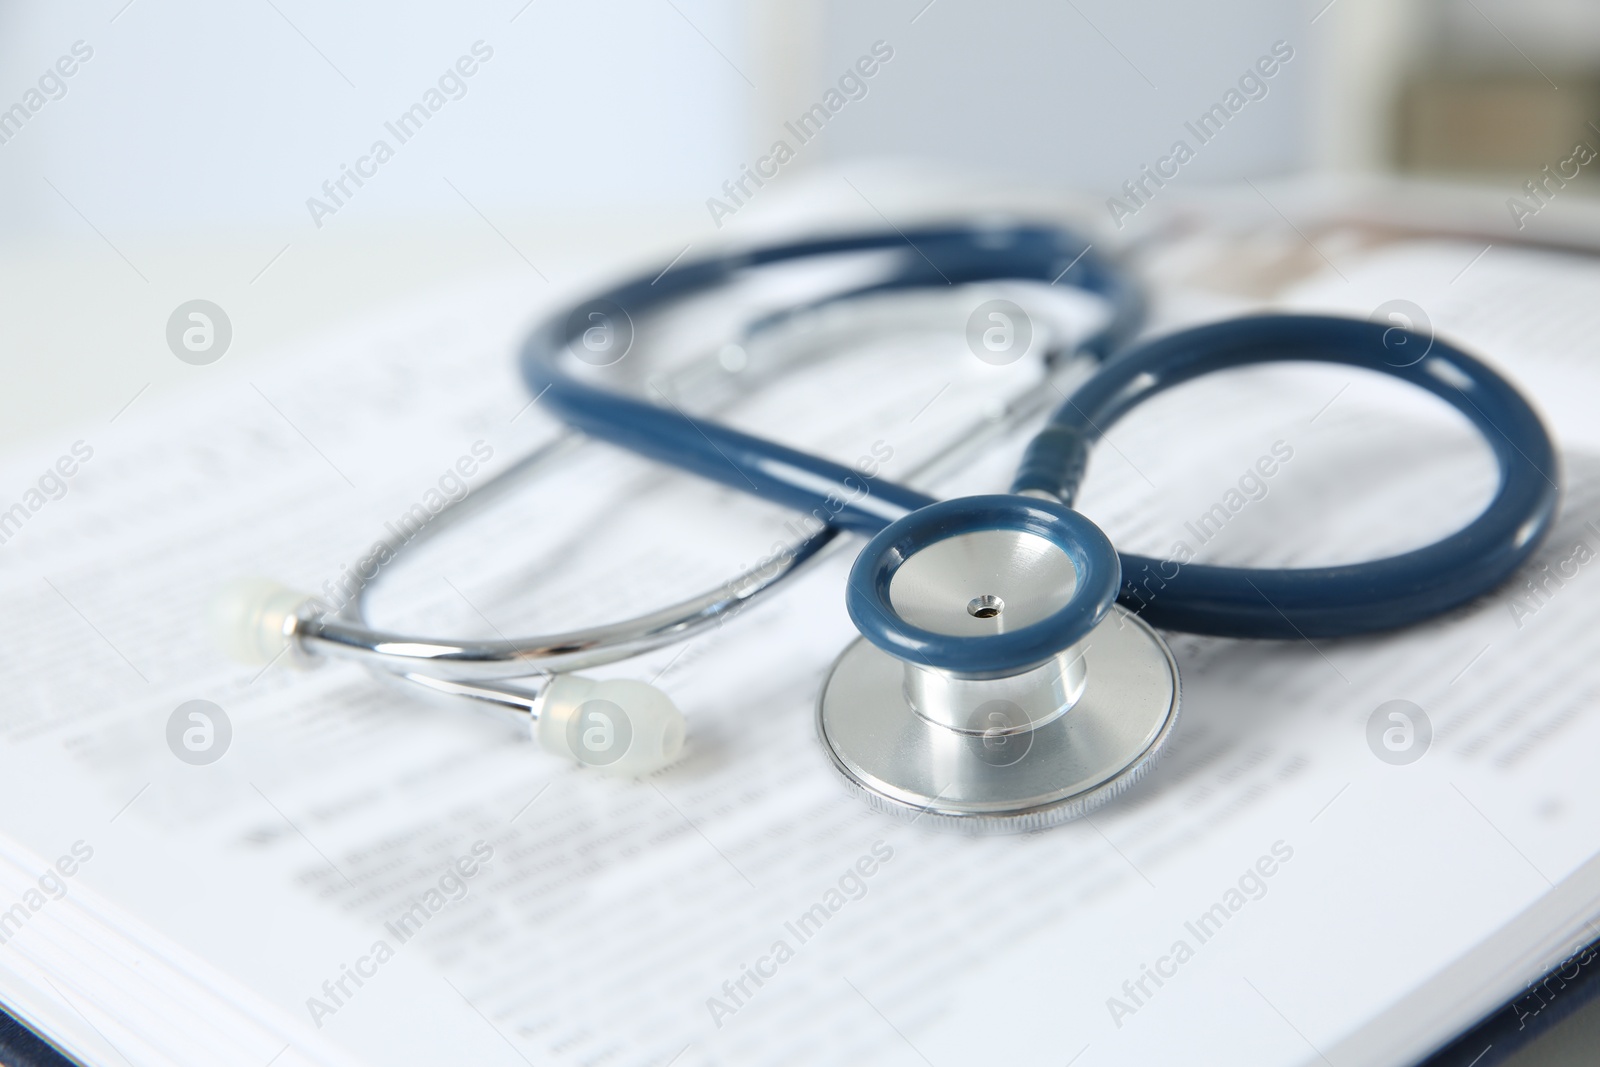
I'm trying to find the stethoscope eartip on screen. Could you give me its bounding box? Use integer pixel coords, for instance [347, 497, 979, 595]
[536, 674, 688, 777]
[209, 578, 317, 667]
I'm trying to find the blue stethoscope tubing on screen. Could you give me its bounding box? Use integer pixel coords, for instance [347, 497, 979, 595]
[519, 224, 1559, 654]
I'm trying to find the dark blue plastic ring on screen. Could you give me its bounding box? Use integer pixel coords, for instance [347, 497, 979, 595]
[845, 495, 1122, 676]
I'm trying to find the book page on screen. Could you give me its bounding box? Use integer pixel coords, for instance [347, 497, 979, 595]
[0, 233, 1596, 1067]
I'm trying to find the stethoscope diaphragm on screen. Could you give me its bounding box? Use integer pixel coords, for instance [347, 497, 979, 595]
[818, 494, 1180, 832]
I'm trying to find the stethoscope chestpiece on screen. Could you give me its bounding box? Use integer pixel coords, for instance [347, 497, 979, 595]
[818, 495, 1181, 834]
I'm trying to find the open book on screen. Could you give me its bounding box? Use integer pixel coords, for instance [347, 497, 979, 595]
[1, 207, 1598, 1067]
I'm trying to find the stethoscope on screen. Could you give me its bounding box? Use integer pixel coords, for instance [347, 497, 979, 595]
[215, 223, 1559, 833]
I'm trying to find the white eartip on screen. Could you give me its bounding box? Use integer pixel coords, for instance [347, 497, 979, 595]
[209, 578, 315, 666]
[536, 675, 687, 776]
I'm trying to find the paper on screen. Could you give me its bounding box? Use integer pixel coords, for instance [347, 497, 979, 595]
[0, 232, 1597, 1067]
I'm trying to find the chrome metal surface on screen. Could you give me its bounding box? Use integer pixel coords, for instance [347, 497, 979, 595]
[816, 605, 1181, 833]
[903, 644, 1088, 734]
[297, 488, 838, 680]
[889, 528, 1078, 638]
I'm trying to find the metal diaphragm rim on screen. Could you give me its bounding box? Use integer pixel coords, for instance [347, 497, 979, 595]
[815, 604, 1180, 834]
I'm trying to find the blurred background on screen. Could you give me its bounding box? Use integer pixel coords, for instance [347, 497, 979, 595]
[5, 0, 1599, 233]
[1, 0, 1596, 450]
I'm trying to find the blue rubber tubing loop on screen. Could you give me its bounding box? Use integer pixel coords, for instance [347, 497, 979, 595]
[519, 227, 1559, 645]
[520, 224, 1139, 535]
[845, 495, 1122, 676]
[1013, 313, 1560, 639]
